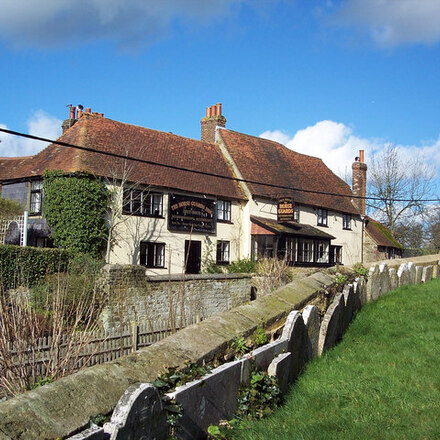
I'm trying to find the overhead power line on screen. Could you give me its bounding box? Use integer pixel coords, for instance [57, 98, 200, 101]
[0, 127, 438, 203]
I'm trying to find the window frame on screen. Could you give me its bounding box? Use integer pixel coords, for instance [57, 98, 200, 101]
[123, 188, 163, 218]
[30, 180, 43, 215]
[216, 240, 230, 264]
[317, 208, 328, 227]
[217, 200, 232, 223]
[140, 241, 166, 268]
[342, 213, 351, 230]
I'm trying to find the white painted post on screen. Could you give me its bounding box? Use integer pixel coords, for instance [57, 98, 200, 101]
[22, 210, 28, 246]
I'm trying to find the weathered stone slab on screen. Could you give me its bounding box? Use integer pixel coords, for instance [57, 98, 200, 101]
[280, 311, 310, 381]
[248, 339, 288, 372]
[239, 354, 253, 386]
[168, 360, 241, 439]
[415, 266, 423, 284]
[408, 262, 416, 285]
[367, 265, 380, 301]
[67, 426, 105, 440]
[422, 266, 433, 283]
[302, 305, 320, 359]
[379, 264, 391, 296]
[342, 284, 355, 330]
[434, 263, 440, 278]
[103, 383, 167, 440]
[318, 293, 345, 356]
[398, 263, 410, 287]
[352, 277, 364, 311]
[268, 352, 292, 394]
[389, 268, 398, 290]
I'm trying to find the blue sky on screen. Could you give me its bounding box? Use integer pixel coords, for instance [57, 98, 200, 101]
[0, 0, 439, 192]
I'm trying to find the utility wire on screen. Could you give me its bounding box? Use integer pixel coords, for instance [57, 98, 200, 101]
[0, 127, 438, 203]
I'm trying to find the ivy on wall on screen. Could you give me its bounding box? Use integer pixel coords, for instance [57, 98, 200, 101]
[43, 171, 108, 257]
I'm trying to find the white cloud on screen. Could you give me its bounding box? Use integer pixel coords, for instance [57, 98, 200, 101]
[332, 0, 440, 47]
[0, 0, 248, 49]
[259, 120, 440, 183]
[0, 111, 61, 157]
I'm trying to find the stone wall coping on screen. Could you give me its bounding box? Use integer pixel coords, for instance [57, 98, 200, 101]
[145, 273, 253, 282]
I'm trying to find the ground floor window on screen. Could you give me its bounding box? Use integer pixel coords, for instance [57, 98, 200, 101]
[140, 241, 165, 268]
[330, 245, 343, 264]
[251, 235, 275, 260]
[297, 240, 314, 263]
[216, 240, 230, 264]
[316, 242, 329, 263]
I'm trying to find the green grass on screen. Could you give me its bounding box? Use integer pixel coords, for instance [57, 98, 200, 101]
[231, 279, 440, 440]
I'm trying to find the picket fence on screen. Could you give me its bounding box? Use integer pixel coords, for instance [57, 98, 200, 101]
[8, 317, 202, 378]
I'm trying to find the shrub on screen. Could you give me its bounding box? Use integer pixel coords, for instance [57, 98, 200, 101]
[43, 171, 108, 257]
[0, 244, 71, 291]
[227, 259, 256, 274]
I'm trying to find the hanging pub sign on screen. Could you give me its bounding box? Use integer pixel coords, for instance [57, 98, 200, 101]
[277, 197, 295, 222]
[168, 194, 216, 234]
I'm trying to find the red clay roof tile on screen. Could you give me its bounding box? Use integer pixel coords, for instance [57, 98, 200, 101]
[0, 115, 246, 200]
[219, 129, 359, 215]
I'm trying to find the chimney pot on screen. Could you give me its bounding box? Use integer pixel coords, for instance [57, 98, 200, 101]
[85, 108, 91, 114]
[69, 106, 76, 119]
[201, 103, 227, 143]
[359, 150, 364, 163]
[77, 108, 83, 118]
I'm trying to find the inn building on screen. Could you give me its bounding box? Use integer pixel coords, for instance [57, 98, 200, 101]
[0, 104, 366, 274]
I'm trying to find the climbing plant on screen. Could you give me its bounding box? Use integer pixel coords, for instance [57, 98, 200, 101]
[43, 171, 108, 257]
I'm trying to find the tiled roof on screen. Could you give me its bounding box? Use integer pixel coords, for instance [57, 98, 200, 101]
[0, 115, 246, 201]
[365, 217, 403, 249]
[251, 216, 335, 240]
[219, 129, 359, 215]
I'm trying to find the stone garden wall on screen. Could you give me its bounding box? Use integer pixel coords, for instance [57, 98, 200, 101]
[0, 255, 439, 440]
[98, 265, 253, 329]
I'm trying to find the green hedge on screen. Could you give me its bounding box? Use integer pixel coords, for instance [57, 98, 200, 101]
[0, 244, 71, 291]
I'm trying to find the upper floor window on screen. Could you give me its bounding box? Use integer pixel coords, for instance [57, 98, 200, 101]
[216, 240, 230, 264]
[343, 214, 351, 230]
[317, 208, 328, 226]
[140, 241, 165, 268]
[30, 180, 43, 215]
[123, 188, 163, 217]
[217, 200, 231, 222]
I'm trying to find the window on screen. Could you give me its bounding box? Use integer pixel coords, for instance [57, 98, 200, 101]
[30, 180, 43, 214]
[294, 205, 300, 222]
[317, 208, 328, 226]
[140, 242, 165, 268]
[343, 214, 351, 230]
[316, 242, 328, 263]
[217, 200, 231, 222]
[216, 241, 230, 264]
[123, 189, 163, 217]
[298, 240, 314, 263]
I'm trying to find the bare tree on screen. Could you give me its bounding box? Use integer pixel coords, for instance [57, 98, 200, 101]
[367, 145, 435, 232]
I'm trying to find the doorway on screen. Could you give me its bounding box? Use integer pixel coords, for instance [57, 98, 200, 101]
[185, 240, 201, 274]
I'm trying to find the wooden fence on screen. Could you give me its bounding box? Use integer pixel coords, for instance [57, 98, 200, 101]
[6, 316, 202, 379]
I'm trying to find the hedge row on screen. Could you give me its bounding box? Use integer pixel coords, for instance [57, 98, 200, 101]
[0, 244, 71, 291]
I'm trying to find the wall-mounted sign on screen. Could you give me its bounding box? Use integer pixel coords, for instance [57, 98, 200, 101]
[277, 197, 295, 222]
[168, 194, 216, 234]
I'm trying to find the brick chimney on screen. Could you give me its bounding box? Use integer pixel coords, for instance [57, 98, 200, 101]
[62, 106, 77, 133]
[352, 149, 367, 215]
[201, 103, 226, 143]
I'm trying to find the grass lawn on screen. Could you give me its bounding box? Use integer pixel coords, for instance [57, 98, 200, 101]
[231, 278, 440, 440]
